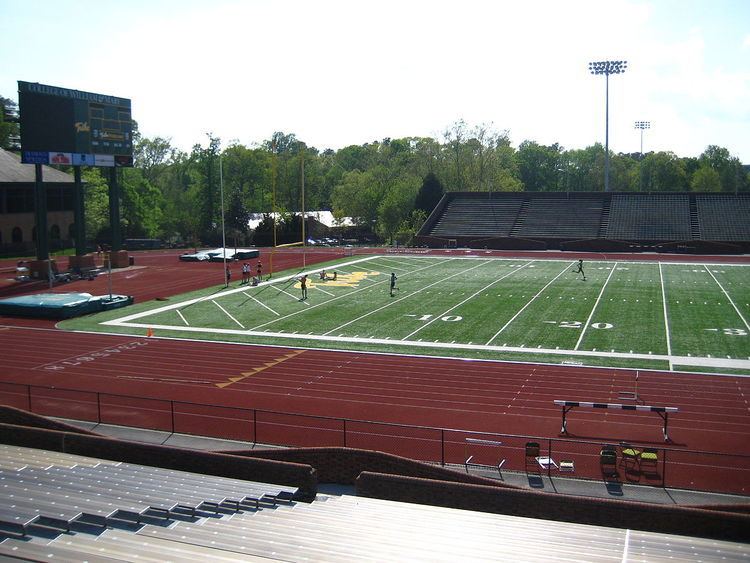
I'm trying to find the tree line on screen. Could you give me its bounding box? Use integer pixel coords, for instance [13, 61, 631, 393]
[1, 98, 748, 246]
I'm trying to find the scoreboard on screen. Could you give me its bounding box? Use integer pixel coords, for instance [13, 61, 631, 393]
[18, 81, 133, 167]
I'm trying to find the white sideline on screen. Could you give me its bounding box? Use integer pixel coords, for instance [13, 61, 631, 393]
[658, 262, 673, 370]
[98, 320, 750, 371]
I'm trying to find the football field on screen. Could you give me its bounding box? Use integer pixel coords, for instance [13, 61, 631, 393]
[87, 254, 750, 376]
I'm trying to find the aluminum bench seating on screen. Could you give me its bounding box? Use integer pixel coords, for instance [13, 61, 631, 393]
[46, 529, 252, 563]
[65, 468, 290, 514]
[28, 463, 289, 507]
[0, 444, 115, 470]
[1, 452, 297, 537]
[2, 479, 153, 529]
[11, 467, 223, 519]
[0, 538, 126, 563]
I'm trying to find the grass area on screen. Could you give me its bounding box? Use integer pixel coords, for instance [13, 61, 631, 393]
[61, 255, 750, 375]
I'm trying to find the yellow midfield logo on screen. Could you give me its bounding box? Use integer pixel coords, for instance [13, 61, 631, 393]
[294, 271, 382, 289]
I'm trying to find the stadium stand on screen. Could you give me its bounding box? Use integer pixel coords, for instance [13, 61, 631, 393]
[514, 194, 603, 238]
[417, 192, 750, 252]
[696, 193, 750, 241]
[606, 194, 692, 240]
[430, 194, 524, 238]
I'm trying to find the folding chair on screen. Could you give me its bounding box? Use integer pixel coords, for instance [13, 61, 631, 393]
[639, 447, 659, 473]
[600, 447, 618, 478]
[619, 442, 641, 467]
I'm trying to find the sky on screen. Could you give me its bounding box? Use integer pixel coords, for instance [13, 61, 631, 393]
[1, 0, 749, 162]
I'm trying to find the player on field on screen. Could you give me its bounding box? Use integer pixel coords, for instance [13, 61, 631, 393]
[390, 272, 398, 296]
[573, 259, 586, 281]
[300, 274, 308, 300]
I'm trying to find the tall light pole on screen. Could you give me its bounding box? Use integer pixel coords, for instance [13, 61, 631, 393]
[589, 60, 627, 191]
[634, 120, 650, 157]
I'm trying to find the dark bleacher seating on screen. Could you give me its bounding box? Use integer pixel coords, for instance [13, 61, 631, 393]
[696, 194, 750, 241]
[430, 195, 524, 238]
[606, 194, 692, 240]
[419, 192, 750, 251]
[515, 196, 603, 238]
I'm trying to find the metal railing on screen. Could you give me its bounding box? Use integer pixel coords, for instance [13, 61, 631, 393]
[2, 381, 748, 496]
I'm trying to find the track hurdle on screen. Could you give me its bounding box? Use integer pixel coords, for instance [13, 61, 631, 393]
[553, 400, 679, 442]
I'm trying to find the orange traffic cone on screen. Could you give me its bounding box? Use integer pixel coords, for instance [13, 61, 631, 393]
[146, 327, 153, 337]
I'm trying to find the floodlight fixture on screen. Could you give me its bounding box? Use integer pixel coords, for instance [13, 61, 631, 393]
[634, 121, 651, 156]
[589, 60, 628, 191]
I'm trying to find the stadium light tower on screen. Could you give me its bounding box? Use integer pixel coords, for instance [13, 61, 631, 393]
[589, 60, 628, 191]
[634, 120, 650, 157]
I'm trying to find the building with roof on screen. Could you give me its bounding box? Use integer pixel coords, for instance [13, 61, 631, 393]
[0, 148, 76, 256]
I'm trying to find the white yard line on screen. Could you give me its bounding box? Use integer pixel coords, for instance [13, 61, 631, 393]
[376, 256, 425, 268]
[324, 259, 495, 337]
[574, 261, 618, 351]
[404, 262, 532, 340]
[273, 285, 308, 305]
[176, 309, 189, 326]
[249, 257, 456, 331]
[704, 265, 750, 331]
[485, 261, 574, 345]
[212, 300, 245, 329]
[243, 291, 280, 316]
[658, 262, 673, 370]
[367, 260, 409, 271]
[314, 285, 335, 296]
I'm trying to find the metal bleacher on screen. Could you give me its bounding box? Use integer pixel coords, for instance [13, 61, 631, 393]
[515, 195, 603, 238]
[1, 446, 748, 561]
[430, 194, 524, 237]
[606, 194, 692, 240]
[0, 445, 296, 545]
[696, 193, 750, 241]
[421, 192, 750, 251]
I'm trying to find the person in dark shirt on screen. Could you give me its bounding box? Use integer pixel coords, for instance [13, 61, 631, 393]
[574, 259, 586, 281]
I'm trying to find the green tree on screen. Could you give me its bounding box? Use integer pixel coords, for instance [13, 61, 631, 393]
[698, 145, 746, 193]
[0, 96, 19, 150]
[414, 173, 444, 214]
[517, 141, 563, 191]
[395, 209, 428, 246]
[376, 175, 420, 241]
[690, 166, 722, 192]
[638, 151, 688, 192]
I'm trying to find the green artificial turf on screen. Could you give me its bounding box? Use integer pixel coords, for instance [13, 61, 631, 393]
[60, 255, 750, 376]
